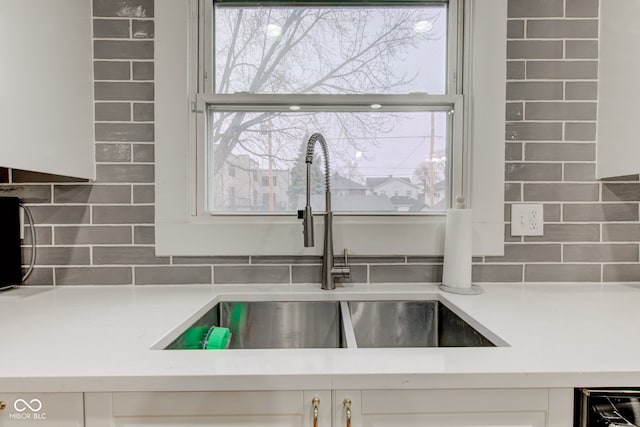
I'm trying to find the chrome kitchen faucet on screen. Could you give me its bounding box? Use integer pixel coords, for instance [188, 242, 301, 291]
[299, 133, 350, 290]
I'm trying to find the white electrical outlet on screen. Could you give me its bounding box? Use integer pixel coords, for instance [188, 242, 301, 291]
[511, 204, 544, 236]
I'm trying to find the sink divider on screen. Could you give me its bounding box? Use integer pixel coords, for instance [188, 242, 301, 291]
[339, 301, 358, 349]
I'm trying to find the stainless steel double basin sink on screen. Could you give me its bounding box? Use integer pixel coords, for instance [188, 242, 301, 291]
[165, 299, 500, 350]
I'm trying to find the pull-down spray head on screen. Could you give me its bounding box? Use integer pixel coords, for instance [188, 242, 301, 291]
[302, 133, 331, 248]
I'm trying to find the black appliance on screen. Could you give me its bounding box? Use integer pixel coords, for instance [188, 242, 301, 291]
[576, 389, 640, 427]
[0, 197, 22, 290]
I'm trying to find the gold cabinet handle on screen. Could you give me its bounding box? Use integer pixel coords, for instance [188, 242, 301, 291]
[343, 398, 352, 427]
[312, 397, 320, 427]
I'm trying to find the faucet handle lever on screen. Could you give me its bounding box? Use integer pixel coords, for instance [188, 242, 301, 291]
[342, 248, 349, 266]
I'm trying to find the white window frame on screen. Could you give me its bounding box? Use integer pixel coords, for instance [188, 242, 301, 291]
[155, 0, 506, 257]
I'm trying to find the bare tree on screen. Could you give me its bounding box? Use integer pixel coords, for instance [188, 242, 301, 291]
[210, 4, 445, 176]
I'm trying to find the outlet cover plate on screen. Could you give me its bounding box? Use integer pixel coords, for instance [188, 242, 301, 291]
[511, 203, 544, 236]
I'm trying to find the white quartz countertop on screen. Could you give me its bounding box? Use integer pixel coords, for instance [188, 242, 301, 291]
[1, 283, 640, 392]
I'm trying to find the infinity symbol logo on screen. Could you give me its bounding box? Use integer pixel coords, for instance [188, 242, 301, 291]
[13, 399, 42, 412]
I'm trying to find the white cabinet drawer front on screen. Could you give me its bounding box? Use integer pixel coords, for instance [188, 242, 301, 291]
[361, 389, 549, 413]
[112, 415, 301, 427]
[361, 411, 545, 427]
[112, 391, 303, 417]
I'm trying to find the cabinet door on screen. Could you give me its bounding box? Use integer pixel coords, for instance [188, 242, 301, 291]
[597, 0, 640, 178]
[0, 0, 94, 179]
[85, 390, 331, 427]
[334, 389, 548, 427]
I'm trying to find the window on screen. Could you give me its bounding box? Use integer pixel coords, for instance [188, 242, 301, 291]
[200, 0, 461, 215]
[155, 0, 506, 256]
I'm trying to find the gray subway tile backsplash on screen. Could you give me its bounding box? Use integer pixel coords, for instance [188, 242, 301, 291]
[94, 40, 154, 60]
[506, 81, 563, 100]
[505, 103, 523, 121]
[507, 0, 563, 18]
[507, 20, 524, 38]
[523, 183, 599, 202]
[132, 144, 155, 162]
[602, 183, 640, 202]
[133, 185, 154, 203]
[506, 122, 563, 141]
[526, 19, 599, 39]
[507, 41, 563, 60]
[602, 224, 640, 242]
[132, 20, 154, 39]
[133, 103, 154, 121]
[506, 61, 525, 79]
[95, 103, 132, 122]
[505, 142, 523, 161]
[136, 266, 211, 285]
[565, 40, 599, 59]
[93, 206, 154, 224]
[3, 0, 638, 286]
[132, 62, 154, 80]
[93, 246, 169, 265]
[565, 82, 598, 100]
[93, 19, 130, 38]
[563, 204, 639, 222]
[369, 264, 442, 283]
[524, 264, 601, 282]
[56, 267, 133, 285]
[524, 102, 597, 121]
[524, 224, 600, 242]
[95, 82, 154, 101]
[133, 226, 155, 244]
[505, 163, 562, 181]
[174, 256, 250, 265]
[291, 265, 367, 284]
[55, 226, 132, 245]
[28, 206, 91, 225]
[472, 264, 523, 283]
[563, 244, 639, 263]
[485, 244, 561, 263]
[54, 185, 131, 204]
[565, 0, 600, 18]
[603, 265, 640, 282]
[214, 265, 290, 284]
[0, 185, 51, 203]
[565, 123, 597, 141]
[24, 226, 52, 246]
[95, 143, 132, 163]
[25, 246, 91, 266]
[22, 268, 54, 286]
[563, 163, 596, 182]
[94, 61, 130, 80]
[95, 123, 154, 142]
[95, 164, 154, 183]
[93, 0, 154, 18]
[525, 143, 596, 162]
[526, 61, 598, 80]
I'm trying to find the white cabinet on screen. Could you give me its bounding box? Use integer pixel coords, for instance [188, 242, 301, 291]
[597, 0, 640, 179]
[85, 389, 573, 427]
[332, 389, 573, 427]
[85, 391, 332, 427]
[0, 0, 94, 179]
